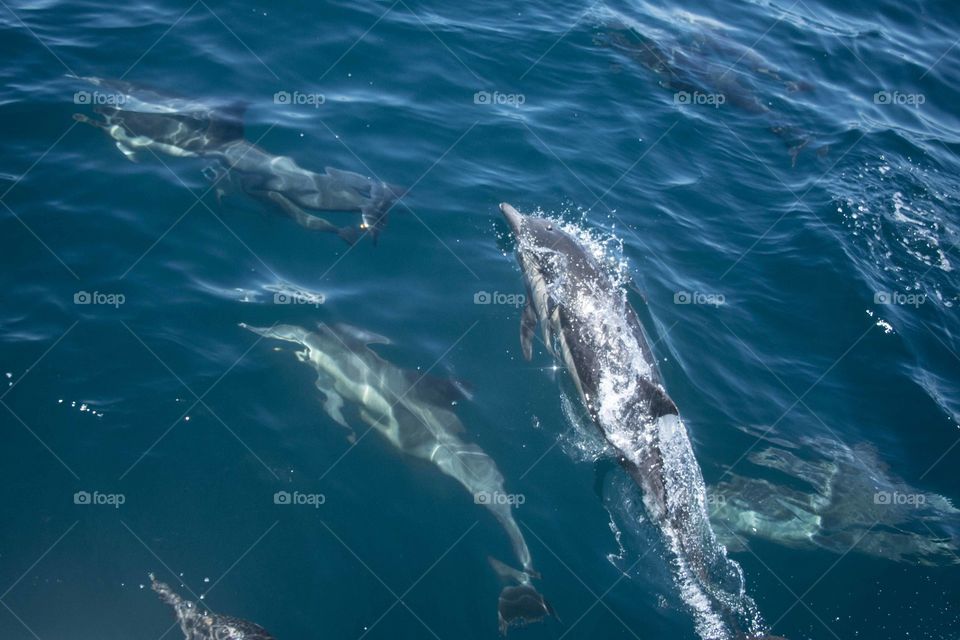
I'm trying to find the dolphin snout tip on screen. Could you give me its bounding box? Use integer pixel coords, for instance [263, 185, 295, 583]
[499, 202, 522, 232]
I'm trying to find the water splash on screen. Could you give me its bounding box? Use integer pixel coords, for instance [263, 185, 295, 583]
[530, 213, 767, 639]
[834, 155, 959, 304]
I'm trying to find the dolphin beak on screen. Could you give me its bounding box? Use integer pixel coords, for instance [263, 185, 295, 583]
[499, 202, 523, 237]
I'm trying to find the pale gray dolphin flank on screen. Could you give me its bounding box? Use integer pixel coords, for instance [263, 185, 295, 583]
[69, 75, 246, 161]
[150, 574, 275, 640]
[240, 322, 552, 633]
[72, 106, 244, 161]
[71, 76, 402, 244]
[500, 203, 779, 640]
[206, 140, 404, 244]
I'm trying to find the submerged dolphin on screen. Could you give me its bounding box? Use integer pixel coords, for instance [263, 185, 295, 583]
[500, 203, 780, 640]
[73, 105, 244, 162]
[150, 574, 275, 640]
[597, 18, 814, 165]
[70, 75, 246, 161]
[207, 140, 403, 244]
[710, 430, 960, 566]
[241, 322, 553, 633]
[72, 76, 402, 244]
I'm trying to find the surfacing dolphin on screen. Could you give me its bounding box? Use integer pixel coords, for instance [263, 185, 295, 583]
[150, 573, 276, 640]
[500, 203, 782, 640]
[240, 322, 553, 633]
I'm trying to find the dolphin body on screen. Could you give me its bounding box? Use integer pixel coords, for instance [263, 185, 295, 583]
[69, 75, 246, 161]
[72, 76, 401, 243]
[73, 106, 245, 162]
[150, 574, 275, 640]
[206, 140, 403, 244]
[241, 322, 553, 633]
[710, 431, 960, 566]
[597, 19, 813, 165]
[500, 204, 780, 640]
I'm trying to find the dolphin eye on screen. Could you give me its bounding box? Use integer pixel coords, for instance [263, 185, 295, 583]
[547, 224, 553, 231]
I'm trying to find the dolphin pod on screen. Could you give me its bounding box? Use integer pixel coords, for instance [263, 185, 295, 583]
[71, 76, 403, 244]
[66, 36, 827, 640]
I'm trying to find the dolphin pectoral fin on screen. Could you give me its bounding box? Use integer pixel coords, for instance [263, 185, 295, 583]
[520, 298, 537, 361]
[115, 141, 139, 162]
[202, 163, 228, 184]
[314, 381, 356, 442]
[260, 189, 358, 242]
[321, 389, 349, 428]
[72, 113, 108, 130]
[403, 370, 472, 407]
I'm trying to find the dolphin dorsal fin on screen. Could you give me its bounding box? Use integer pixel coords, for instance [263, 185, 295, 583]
[325, 166, 374, 191]
[207, 102, 247, 144]
[404, 371, 473, 407]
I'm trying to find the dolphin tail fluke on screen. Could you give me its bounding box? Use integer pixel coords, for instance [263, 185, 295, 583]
[489, 557, 554, 635]
[496, 584, 555, 635]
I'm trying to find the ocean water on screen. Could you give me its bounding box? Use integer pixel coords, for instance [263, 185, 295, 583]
[1, 0, 958, 638]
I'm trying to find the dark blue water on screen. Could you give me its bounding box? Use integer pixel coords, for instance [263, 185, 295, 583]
[1, 0, 958, 638]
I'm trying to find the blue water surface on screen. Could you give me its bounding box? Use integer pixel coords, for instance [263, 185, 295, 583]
[1, 0, 958, 639]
